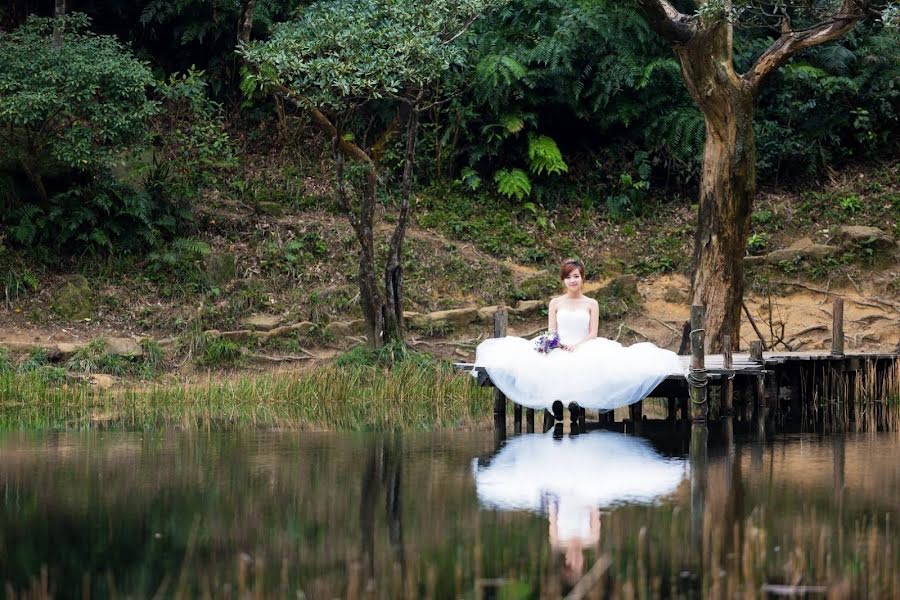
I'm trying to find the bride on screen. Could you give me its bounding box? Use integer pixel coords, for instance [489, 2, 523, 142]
[473, 259, 684, 415]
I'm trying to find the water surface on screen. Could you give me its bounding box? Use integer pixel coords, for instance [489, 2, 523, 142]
[1, 428, 898, 597]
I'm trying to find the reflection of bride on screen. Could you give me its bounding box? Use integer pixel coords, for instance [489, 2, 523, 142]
[473, 259, 684, 413]
[472, 430, 687, 580]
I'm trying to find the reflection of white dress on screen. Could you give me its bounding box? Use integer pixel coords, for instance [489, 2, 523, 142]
[471, 430, 687, 514]
[473, 308, 684, 411]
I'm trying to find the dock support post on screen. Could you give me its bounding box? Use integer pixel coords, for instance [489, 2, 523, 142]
[831, 297, 844, 356]
[750, 340, 763, 362]
[689, 305, 708, 422]
[526, 408, 535, 433]
[629, 401, 643, 424]
[667, 396, 677, 423]
[513, 404, 522, 434]
[722, 334, 733, 416]
[543, 410, 554, 432]
[492, 308, 508, 434]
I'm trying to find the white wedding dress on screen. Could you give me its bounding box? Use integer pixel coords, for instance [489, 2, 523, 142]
[473, 308, 685, 411]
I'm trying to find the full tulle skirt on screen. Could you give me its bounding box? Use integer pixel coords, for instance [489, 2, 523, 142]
[472, 430, 688, 512]
[473, 336, 685, 411]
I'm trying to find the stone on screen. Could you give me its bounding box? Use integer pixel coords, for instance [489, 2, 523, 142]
[513, 300, 543, 316]
[219, 330, 254, 342]
[587, 274, 639, 302]
[427, 307, 479, 327]
[90, 374, 116, 390]
[832, 226, 896, 251]
[242, 314, 282, 332]
[743, 255, 767, 267]
[663, 285, 687, 304]
[256, 201, 284, 217]
[347, 319, 367, 334]
[55, 342, 83, 358]
[515, 272, 557, 300]
[203, 253, 237, 287]
[324, 321, 353, 337]
[477, 306, 500, 323]
[264, 322, 315, 339]
[766, 244, 838, 264]
[104, 337, 143, 357]
[50, 275, 96, 320]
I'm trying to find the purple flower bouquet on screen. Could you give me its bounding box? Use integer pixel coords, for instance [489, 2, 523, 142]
[533, 330, 561, 354]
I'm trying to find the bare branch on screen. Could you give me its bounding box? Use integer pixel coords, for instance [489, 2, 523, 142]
[743, 0, 869, 92]
[635, 0, 695, 44]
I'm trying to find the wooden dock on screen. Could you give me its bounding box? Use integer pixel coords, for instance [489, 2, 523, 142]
[456, 300, 899, 433]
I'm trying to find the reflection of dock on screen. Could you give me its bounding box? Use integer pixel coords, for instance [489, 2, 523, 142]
[456, 300, 899, 432]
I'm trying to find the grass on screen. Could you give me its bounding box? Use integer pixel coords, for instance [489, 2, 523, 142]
[0, 356, 491, 431]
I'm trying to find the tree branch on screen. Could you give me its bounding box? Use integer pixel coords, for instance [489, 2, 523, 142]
[635, 0, 695, 44]
[743, 0, 869, 92]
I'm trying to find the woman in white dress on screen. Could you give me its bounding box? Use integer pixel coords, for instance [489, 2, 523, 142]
[474, 259, 684, 417]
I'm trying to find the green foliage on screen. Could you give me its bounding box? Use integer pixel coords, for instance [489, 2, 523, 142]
[66, 340, 129, 377]
[336, 341, 437, 370]
[242, 0, 504, 111]
[2, 268, 39, 309]
[839, 194, 863, 214]
[146, 238, 211, 294]
[527, 135, 568, 176]
[0, 349, 12, 375]
[494, 169, 532, 200]
[6, 176, 185, 257]
[197, 337, 243, 367]
[747, 233, 769, 255]
[149, 67, 237, 200]
[0, 14, 157, 181]
[606, 172, 651, 219]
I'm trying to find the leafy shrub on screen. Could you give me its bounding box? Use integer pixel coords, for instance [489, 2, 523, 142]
[494, 168, 533, 200]
[198, 337, 243, 367]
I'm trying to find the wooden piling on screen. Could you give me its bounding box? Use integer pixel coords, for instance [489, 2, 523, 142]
[526, 408, 535, 433]
[832, 297, 844, 356]
[722, 334, 733, 415]
[689, 305, 708, 422]
[750, 340, 764, 362]
[629, 400, 643, 424]
[513, 404, 522, 434]
[492, 308, 508, 432]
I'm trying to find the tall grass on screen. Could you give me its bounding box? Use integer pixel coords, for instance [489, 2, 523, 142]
[0, 361, 491, 431]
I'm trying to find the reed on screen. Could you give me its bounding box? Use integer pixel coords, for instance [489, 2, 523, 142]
[0, 361, 492, 431]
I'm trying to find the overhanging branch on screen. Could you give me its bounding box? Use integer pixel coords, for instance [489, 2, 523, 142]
[635, 0, 695, 44]
[743, 0, 869, 92]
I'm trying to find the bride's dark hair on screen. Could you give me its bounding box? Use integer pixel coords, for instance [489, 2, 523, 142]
[559, 258, 585, 281]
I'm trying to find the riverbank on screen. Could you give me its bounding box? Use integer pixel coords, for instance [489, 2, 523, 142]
[0, 356, 491, 431]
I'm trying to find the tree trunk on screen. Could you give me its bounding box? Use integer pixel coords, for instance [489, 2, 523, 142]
[238, 0, 256, 45]
[674, 23, 755, 354]
[383, 109, 419, 344]
[52, 0, 66, 49]
[333, 135, 386, 348]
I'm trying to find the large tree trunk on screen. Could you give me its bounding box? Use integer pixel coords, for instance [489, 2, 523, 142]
[674, 23, 755, 354]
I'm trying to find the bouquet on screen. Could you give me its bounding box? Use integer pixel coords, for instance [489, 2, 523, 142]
[533, 330, 561, 354]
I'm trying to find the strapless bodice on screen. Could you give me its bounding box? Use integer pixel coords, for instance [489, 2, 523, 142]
[557, 308, 590, 346]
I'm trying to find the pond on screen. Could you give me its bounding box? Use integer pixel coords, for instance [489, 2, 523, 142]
[1, 426, 898, 598]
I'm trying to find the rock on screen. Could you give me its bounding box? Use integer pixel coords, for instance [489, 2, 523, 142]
[324, 321, 353, 337]
[90, 374, 116, 390]
[515, 272, 557, 300]
[513, 300, 544, 317]
[219, 330, 254, 342]
[256, 201, 284, 217]
[55, 342, 83, 358]
[104, 337, 143, 357]
[50, 275, 96, 320]
[766, 244, 838, 264]
[587, 274, 640, 302]
[242, 314, 282, 331]
[203, 253, 237, 287]
[663, 285, 688, 304]
[264, 322, 315, 339]
[427, 307, 479, 327]
[832, 226, 896, 251]
[743, 255, 767, 267]
[406, 313, 431, 330]
[348, 319, 368, 334]
[477, 306, 500, 323]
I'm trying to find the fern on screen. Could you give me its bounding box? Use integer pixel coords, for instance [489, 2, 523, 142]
[528, 135, 568, 176]
[494, 168, 532, 200]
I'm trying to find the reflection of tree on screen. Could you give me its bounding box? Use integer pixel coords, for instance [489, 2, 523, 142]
[359, 434, 406, 590]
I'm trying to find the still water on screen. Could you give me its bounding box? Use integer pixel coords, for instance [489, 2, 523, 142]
[1, 427, 898, 598]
